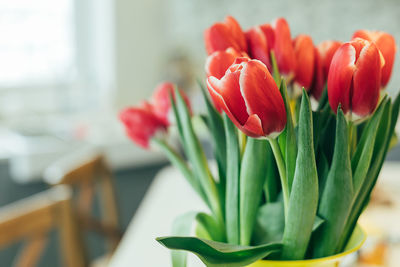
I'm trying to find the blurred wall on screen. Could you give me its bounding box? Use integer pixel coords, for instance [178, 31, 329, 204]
[113, 0, 168, 108]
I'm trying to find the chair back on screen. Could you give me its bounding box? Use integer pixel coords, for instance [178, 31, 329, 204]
[0, 185, 86, 267]
[44, 150, 121, 252]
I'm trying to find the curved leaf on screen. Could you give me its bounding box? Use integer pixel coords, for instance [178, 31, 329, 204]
[240, 138, 268, 245]
[171, 212, 200, 267]
[282, 89, 319, 260]
[157, 236, 281, 267]
[312, 107, 353, 258]
[223, 114, 241, 244]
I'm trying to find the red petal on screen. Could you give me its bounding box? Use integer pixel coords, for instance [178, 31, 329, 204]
[119, 107, 166, 148]
[204, 23, 241, 54]
[327, 43, 356, 114]
[272, 18, 296, 75]
[225, 16, 247, 52]
[310, 47, 325, 100]
[245, 27, 271, 69]
[293, 34, 315, 89]
[207, 71, 249, 125]
[317, 40, 342, 79]
[205, 49, 239, 79]
[239, 60, 287, 136]
[354, 30, 396, 86]
[352, 42, 382, 117]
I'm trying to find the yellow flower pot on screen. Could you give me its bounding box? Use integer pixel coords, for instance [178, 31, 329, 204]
[248, 226, 366, 267]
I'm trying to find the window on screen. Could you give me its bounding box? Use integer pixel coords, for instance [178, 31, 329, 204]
[0, 0, 75, 88]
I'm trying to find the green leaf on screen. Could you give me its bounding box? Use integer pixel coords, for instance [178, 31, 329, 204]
[270, 51, 281, 85]
[252, 201, 285, 245]
[157, 236, 282, 267]
[316, 84, 328, 111]
[171, 212, 199, 267]
[313, 216, 325, 232]
[198, 80, 227, 191]
[282, 89, 319, 260]
[151, 138, 210, 207]
[351, 97, 387, 195]
[196, 213, 226, 242]
[263, 142, 280, 203]
[338, 97, 395, 251]
[312, 107, 353, 258]
[316, 150, 330, 200]
[240, 138, 268, 245]
[223, 114, 241, 244]
[174, 89, 224, 231]
[278, 80, 297, 191]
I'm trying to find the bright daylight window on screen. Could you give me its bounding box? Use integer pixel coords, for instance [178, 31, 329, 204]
[0, 0, 75, 88]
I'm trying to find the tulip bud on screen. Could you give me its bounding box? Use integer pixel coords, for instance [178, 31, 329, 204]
[152, 82, 191, 125]
[207, 58, 286, 138]
[205, 48, 247, 79]
[293, 34, 315, 90]
[271, 18, 297, 77]
[353, 30, 396, 87]
[119, 102, 167, 149]
[328, 38, 385, 120]
[204, 16, 247, 55]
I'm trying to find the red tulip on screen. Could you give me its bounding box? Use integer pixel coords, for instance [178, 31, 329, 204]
[204, 16, 247, 55]
[152, 82, 191, 125]
[245, 25, 274, 70]
[317, 41, 342, 79]
[205, 48, 247, 79]
[119, 102, 167, 149]
[353, 30, 396, 87]
[271, 18, 296, 76]
[328, 38, 385, 119]
[207, 58, 286, 138]
[293, 34, 315, 89]
[309, 47, 325, 100]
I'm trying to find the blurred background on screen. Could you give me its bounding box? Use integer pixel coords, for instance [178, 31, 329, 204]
[1, 0, 400, 266]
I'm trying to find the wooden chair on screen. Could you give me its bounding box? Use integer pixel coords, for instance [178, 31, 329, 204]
[0, 185, 86, 267]
[44, 149, 121, 265]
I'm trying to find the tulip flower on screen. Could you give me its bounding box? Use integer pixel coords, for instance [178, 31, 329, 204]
[207, 58, 286, 138]
[317, 41, 342, 79]
[152, 82, 191, 125]
[328, 38, 385, 120]
[308, 41, 341, 100]
[271, 18, 297, 76]
[245, 25, 274, 70]
[353, 30, 396, 87]
[293, 35, 315, 90]
[119, 102, 167, 149]
[205, 48, 247, 79]
[309, 47, 325, 100]
[204, 16, 247, 55]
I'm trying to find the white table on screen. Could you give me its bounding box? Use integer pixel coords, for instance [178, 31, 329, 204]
[109, 162, 400, 267]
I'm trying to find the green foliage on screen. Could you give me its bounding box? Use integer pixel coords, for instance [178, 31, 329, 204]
[312, 107, 353, 258]
[157, 236, 281, 267]
[282, 90, 319, 260]
[223, 114, 241, 245]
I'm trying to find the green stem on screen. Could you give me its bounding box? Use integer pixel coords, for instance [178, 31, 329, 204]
[151, 138, 210, 207]
[239, 131, 247, 157]
[268, 138, 289, 221]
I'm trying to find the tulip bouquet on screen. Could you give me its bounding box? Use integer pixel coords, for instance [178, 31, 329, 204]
[120, 16, 399, 266]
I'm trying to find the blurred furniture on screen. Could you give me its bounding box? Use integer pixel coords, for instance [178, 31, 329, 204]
[108, 162, 400, 267]
[0, 185, 86, 267]
[44, 149, 122, 266]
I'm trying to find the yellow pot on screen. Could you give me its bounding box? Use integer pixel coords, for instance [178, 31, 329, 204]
[247, 226, 366, 267]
